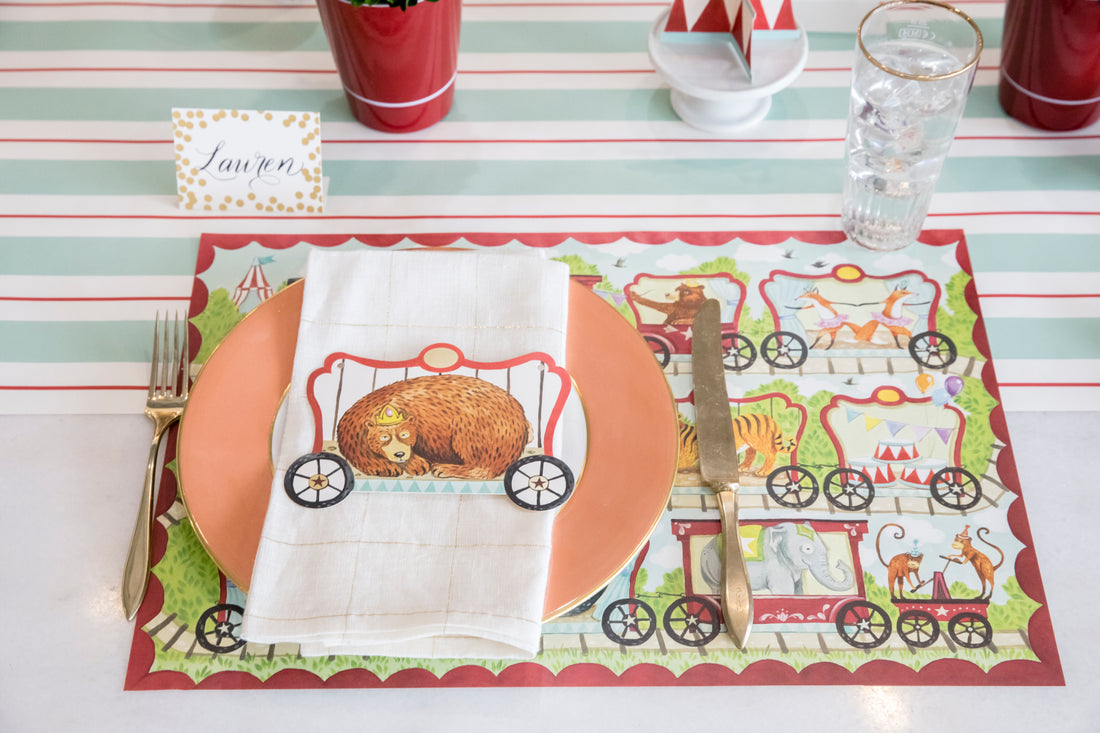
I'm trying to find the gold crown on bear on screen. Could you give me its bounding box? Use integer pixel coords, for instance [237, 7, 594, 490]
[375, 404, 407, 426]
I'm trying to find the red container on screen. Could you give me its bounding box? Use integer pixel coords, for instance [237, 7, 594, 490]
[316, 0, 462, 133]
[998, 0, 1100, 131]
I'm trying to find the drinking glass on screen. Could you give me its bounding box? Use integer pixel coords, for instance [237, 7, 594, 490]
[841, 0, 983, 251]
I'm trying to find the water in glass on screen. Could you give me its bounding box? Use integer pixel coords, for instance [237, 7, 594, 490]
[842, 40, 972, 251]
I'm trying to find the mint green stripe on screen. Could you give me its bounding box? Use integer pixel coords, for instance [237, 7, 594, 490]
[0, 20, 652, 53]
[0, 87, 673, 123]
[5, 315, 1093, 363]
[4, 233, 1089, 279]
[0, 321, 152, 362]
[0, 19, 1003, 54]
[0, 21, 329, 52]
[3, 155, 1096, 197]
[0, 82, 1008, 123]
[966, 235, 1100, 273]
[3, 235, 1090, 280]
[982, 318, 1100, 360]
[461, 21, 651, 54]
[0, 238, 194, 276]
[0, 88, 353, 122]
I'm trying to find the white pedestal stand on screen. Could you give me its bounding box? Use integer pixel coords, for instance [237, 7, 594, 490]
[648, 10, 810, 133]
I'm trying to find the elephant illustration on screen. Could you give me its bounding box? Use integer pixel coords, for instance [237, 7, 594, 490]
[701, 522, 854, 595]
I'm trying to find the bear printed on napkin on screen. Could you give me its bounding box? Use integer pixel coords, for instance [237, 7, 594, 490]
[284, 345, 583, 509]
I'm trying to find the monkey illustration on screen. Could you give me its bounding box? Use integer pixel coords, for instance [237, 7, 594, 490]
[945, 525, 1004, 600]
[876, 523, 923, 599]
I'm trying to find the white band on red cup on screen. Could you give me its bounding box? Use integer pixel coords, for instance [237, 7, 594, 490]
[1001, 67, 1100, 106]
[344, 71, 457, 109]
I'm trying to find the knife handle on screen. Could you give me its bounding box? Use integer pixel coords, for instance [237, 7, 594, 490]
[716, 489, 753, 649]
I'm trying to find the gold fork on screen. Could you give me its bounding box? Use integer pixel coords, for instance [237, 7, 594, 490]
[122, 312, 189, 620]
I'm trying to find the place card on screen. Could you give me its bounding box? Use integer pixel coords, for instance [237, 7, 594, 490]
[172, 107, 323, 214]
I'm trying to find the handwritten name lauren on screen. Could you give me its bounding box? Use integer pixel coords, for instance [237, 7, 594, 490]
[197, 140, 304, 188]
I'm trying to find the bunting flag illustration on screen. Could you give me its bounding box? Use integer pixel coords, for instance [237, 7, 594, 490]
[911, 424, 933, 441]
[838, 407, 957, 447]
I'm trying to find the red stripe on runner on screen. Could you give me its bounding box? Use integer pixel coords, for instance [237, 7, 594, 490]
[998, 383, 1100, 388]
[979, 293, 1100, 299]
[927, 211, 1100, 217]
[3, 135, 1097, 144]
[0, 2, 314, 7]
[0, 67, 1014, 75]
[0, 211, 1096, 221]
[0, 138, 168, 144]
[0, 296, 188, 302]
[0, 1, 669, 7]
[0, 384, 145, 390]
[0, 67, 338, 74]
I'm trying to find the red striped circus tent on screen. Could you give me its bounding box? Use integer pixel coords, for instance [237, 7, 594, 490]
[232, 256, 275, 311]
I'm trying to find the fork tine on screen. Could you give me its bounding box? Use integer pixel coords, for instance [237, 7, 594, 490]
[180, 314, 190, 400]
[160, 310, 172, 396]
[148, 312, 160, 398]
[170, 312, 180, 396]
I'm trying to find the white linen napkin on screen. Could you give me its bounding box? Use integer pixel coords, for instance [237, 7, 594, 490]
[241, 249, 570, 659]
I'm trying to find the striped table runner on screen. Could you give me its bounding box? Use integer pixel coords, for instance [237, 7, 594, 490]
[0, 0, 1097, 414]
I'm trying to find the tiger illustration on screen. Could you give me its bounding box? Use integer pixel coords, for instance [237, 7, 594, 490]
[677, 412, 796, 477]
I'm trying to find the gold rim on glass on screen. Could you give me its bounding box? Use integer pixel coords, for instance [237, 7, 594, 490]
[857, 0, 984, 82]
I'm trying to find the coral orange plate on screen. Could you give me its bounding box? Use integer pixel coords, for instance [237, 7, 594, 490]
[177, 280, 679, 620]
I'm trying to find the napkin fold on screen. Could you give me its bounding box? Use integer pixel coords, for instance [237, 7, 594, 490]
[241, 249, 570, 659]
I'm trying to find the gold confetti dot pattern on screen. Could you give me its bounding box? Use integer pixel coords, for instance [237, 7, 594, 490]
[172, 107, 324, 214]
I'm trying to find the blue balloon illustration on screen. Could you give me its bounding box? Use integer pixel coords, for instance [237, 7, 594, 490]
[932, 387, 950, 406]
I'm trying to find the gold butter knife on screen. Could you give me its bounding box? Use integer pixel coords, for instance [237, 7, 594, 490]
[691, 299, 752, 648]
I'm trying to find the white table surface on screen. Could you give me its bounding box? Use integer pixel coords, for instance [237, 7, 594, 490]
[2, 410, 1093, 731]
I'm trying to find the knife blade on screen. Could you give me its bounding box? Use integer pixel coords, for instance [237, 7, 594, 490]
[691, 298, 753, 649]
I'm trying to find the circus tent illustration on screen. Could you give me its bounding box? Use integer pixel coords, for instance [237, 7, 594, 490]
[663, 0, 798, 73]
[233, 255, 274, 312]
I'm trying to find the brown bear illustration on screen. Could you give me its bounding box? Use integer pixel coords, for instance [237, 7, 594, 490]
[336, 374, 531, 480]
[628, 282, 707, 326]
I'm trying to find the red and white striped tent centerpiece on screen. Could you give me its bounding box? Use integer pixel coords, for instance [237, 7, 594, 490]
[663, 0, 798, 74]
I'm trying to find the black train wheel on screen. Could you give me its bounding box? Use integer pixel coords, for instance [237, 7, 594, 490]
[721, 332, 757, 372]
[835, 600, 892, 649]
[283, 452, 355, 508]
[663, 595, 721, 647]
[930, 467, 982, 511]
[766, 465, 820, 508]
[909, 331, 957, 369]
[196, 603, 246, 653]
[645, 336, 671, 368]
[948, 612, 992, 648]
[823, 467, 875, 511]
[504, 455, 574, 511]
[897, 609, 940, 648]
[601, 598, 657, 646]
[761, 331, 809, 369]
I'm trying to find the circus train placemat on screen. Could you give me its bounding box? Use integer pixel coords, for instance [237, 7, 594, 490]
[125, 231, 1063, 688]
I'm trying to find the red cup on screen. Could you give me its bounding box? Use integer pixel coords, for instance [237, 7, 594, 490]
[316, 0, 462, 133]
[998, 0, 1100, 131]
